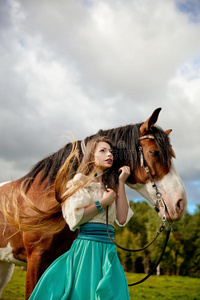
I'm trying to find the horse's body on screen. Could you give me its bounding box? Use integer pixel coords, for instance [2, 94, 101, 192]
[0, 108, 187, 299]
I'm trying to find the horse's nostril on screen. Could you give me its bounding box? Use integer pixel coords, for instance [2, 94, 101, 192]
[176, 199, 183, 213]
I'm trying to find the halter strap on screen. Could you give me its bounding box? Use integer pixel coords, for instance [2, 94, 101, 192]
[138, 135, 166, 221]
[139, 135, 155, 141]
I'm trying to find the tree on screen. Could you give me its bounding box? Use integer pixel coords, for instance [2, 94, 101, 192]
[115, 201, 200, 276]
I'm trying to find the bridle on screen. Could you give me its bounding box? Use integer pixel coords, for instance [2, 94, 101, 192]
[106, 134, 172, 286]
[138, 135, 166, 221]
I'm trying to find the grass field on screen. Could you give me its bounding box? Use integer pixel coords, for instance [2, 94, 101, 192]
[1, 267, 200, 299]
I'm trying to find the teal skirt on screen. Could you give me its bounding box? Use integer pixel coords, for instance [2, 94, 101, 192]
[29, 223, 130, 300]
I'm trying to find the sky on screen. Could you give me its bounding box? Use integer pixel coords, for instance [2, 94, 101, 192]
[0, 0, 200, 214]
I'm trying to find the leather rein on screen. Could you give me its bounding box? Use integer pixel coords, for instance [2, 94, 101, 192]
[106, 135, 172, 286]
[80, 135, 172, 286]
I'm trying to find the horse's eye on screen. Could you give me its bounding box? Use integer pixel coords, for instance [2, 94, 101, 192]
[149, 150, 159, 156]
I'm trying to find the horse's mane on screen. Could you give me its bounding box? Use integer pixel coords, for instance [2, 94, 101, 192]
[20, 123, 172, 192]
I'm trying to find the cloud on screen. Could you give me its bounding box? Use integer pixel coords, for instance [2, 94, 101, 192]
[16, 0, 199, 102]
[0, 0, 200, 209]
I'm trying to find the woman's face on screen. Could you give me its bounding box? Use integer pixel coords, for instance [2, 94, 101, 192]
[94, 142, 113, 171]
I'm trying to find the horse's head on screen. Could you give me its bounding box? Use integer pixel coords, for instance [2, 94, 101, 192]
[126, 108, 187, 223]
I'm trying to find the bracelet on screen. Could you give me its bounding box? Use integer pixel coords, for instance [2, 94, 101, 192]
[94, 200, 104, 212]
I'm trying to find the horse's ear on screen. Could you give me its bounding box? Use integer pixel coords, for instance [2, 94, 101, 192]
[165, 129, 172, 135]
[165, 129, 175, 157]
[139, 108, 162, 136]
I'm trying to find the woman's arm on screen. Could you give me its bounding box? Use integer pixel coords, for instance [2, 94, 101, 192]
[62, 173, 117, 231]
[77, 188, 116, 227]
[116, 166, 130, 225]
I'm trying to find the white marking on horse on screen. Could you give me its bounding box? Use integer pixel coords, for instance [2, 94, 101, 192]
[0, 181, 10, 187]
[0, 261, 15, 297]
[0, 243, 27, 266]
[127, 161, 187, 220]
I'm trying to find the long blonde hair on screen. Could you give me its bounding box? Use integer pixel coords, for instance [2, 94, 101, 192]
[1, 136, 118, 239]
[55, 136, 118, 205]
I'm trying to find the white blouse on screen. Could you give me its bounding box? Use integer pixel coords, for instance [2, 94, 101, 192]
[62, 177, 134, 231]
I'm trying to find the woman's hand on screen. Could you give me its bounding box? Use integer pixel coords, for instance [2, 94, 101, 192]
[102, 189, 116, 206]
[118, 166, 131, 183]
[115, 166, 131, 225]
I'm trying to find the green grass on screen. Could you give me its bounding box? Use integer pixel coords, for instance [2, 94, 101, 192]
[126, 273, 200, 300]
[1, 267, 200, 299]
[1, 267, 26, 300]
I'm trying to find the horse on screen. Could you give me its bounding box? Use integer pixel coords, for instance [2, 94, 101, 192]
[0, 108, 187, 299]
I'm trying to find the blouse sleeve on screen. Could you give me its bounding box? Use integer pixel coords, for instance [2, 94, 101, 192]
[115, 201, 134, 227]
[61, 179, 92, 231]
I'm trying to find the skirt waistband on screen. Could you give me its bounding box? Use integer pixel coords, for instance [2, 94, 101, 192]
[78, 223, 115, 244]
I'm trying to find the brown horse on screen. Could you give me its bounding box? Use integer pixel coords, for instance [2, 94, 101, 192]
[0, 108, 187, 299]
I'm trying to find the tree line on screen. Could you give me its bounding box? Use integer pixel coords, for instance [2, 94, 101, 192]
[115, 201, 200, 277]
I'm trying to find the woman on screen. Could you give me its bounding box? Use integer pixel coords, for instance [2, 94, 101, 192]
[29, 136, 133, 300]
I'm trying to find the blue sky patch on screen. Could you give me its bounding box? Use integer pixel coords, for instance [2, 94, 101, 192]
[176, 0, 200, 23]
